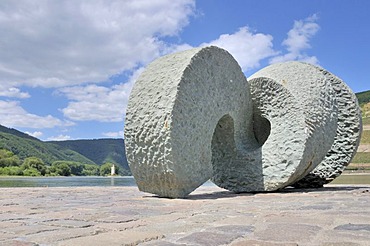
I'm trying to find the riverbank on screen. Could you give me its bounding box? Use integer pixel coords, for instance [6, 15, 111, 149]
[1, 185, 370, 246]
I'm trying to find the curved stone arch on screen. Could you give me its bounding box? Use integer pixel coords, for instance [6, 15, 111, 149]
[125, 46, 254, 198]
[292, 64, 363, 187]
[249, 62, 339, 187]
[124, 47, 360, 198]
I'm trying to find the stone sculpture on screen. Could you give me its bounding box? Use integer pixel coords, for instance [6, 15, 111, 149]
[249, 62, 362, 189]
[290, 65, 363, 188]
[125, 46, 252, 198]
[124, 46, 362, 198]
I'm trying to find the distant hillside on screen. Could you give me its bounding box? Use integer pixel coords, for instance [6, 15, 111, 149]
[0, 125, 40, 141]
[0, 125, 129, 174]
[356, 89, 370, 106]
[356, 89, 370, 124]
[0, 130, 95, 165]
[48, 139, 129, 171]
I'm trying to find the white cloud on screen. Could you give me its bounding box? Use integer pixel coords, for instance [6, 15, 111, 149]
[102, 131, 124, 138]
[0, 100, 66, 129]
[270, 15, 320, 64]
[59, 68, 144, 122]
[0, 0, 195, 88]
[0, 1, 322, 137]
[0, 86, 30, 98]
[58, 18, 318, 124]
[201, 27, 278, 72]
[47, 135, 71, 141]
[25, 131, 43, 138]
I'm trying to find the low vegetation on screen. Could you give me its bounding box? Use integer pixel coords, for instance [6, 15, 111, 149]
[0, 124, 131, 176]
[360, 130, 370, 144]
[0, 149, 120, 177]
[346, 163, 370, 172]
[48, 138, 129, 171]
[351, 152, 370, 164]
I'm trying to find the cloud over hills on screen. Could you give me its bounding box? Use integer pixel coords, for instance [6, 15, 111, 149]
[0, 0, 320, 139]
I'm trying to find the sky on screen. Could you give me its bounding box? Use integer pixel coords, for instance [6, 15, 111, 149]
[0, 0, 369, 141]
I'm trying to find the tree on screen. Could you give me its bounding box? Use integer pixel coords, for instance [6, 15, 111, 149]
[120, 168, 131, 176]
[22, 157, 47, 175]
[0, 149, 21, 167]
[0, 149, 14, 159]
[0, 156, 21, 167]
[51, 162, 71, 176]
[100, 162, 117, 176]
[68, 162, 84, 176]
[82, 164, 100, 176]
[0, 166, 23, 176]
[23, 168, 41, 176]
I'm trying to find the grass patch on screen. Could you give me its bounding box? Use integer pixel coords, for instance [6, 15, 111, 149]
[346, 163, 370, 171]
[363, 117, 370, 125]
[360, 130, 370, 144]
[351, 152, 370, 163]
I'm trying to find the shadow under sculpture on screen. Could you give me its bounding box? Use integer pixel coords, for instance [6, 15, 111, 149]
[124, 46, 362, 198]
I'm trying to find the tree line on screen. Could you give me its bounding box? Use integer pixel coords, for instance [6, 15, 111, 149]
[0, 149, 120, 176]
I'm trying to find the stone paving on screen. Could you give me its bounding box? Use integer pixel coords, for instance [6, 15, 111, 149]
[1, 184, 370, 246]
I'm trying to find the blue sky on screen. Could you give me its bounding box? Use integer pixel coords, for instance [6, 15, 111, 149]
[0, 0, 369, 141]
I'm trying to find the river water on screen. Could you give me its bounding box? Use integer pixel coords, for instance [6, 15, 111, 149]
[0, 176, 137, 188]
[0, 174, 369, 188]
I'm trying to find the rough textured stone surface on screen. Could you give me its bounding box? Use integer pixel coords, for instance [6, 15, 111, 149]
[125, 46, 253, 198]
[334, 224, 370, 231]
[248, 61, 339, 188]
[292, 64, 362, 188]
[1, 185, 370, 246]
[212, 75, 323, 192]
[125, 46, 361, 197]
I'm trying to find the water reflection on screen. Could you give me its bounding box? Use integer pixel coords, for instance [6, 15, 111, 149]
[0, 174, 369, 188]
[0, 176, 137, 188]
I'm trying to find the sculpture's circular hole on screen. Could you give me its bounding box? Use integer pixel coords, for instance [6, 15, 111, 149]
[253, 111, 271, 147]
[211, 114, 236, 183]
[211, 114, 235, 157]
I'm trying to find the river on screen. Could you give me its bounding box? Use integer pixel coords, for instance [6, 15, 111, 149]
[0, 174, 369, 188]
[0, 176, 137, 187]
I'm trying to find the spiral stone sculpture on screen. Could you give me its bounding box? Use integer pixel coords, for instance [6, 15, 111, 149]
[124, 46, 362, 198]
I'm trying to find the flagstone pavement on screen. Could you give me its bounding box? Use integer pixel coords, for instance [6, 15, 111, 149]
[1, 184, 370, 246]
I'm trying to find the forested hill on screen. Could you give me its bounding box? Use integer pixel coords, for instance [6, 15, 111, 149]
[0, 129, 94, 165]
[0, 125, 40, 141]
[356, 89, 370, 106]
[48, 139, 129, 171]
[0, 124, 129, 174]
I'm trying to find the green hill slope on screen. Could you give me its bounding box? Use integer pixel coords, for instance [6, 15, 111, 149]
[48, 139, 129, 171]
[0, 124, 130, 174]
[356, 89, 370, 124]
[0, 125, 40, 141]
[356, 89, 370, 106]
[0, 131, 95, 165]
